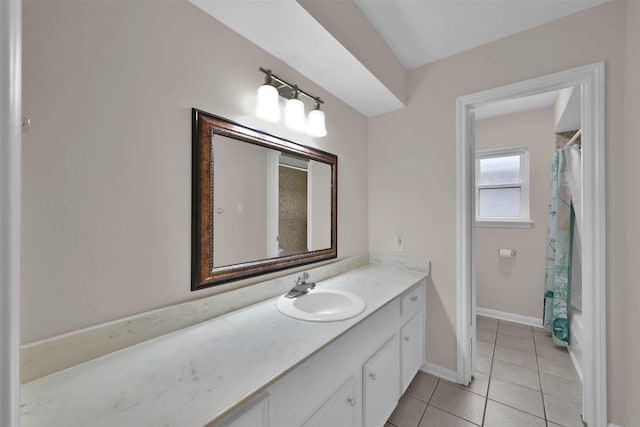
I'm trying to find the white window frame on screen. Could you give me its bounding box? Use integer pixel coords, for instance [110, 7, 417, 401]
[475, 146, 533, 228]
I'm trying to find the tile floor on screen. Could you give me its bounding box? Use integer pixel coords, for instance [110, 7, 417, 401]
[385, 316, 584, 427]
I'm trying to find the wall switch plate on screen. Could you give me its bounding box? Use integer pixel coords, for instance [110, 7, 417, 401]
[236, 202, 244, 214]
[394, 232, 404, 252]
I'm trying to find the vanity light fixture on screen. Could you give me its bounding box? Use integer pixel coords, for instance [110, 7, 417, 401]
[255, 70, 280, 123]
[284, 86, 307, 132]
[256, 67, 327, 137]
[307, 100, 327, 137]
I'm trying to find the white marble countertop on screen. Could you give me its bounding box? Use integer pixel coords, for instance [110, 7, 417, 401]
[20, 260, 428, 427]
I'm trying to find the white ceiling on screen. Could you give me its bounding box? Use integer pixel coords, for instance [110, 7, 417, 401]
[475, 87, 582, 133]
[192, 0, 608, 117]
[189, 0, 404, 117]
[474, 91, 558, 120]
[355, 0, 609, 70]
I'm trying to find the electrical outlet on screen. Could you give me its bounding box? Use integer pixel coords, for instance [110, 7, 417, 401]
[394, 232, 404, 252]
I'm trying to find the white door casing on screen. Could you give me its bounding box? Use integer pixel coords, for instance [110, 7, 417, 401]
[1, 1, 22, 426]
[456, 62, 606, 426]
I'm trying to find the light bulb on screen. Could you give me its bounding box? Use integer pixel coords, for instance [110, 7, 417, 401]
[255, 84, 280, 122]
[285, 97, 306, 131]
[307, 108, 327, 137]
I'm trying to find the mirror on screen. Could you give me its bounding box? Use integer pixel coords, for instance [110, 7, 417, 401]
[192, 109, 337, 290]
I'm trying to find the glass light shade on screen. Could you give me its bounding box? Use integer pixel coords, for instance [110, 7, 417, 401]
[255, 84, 280, 122]
[285, 97, 306, 131]
[306, 108, 327, 137]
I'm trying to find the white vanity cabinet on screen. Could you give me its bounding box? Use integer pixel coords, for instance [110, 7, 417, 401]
[401, 283, 424, 317]
[363, 335, 400, 427]
[400, 312, 424, 394]
[248, 280, 426, 427]
[216, 393, 270, 427]
[399, 281, 425, 393]
[302, 377, 358, 427]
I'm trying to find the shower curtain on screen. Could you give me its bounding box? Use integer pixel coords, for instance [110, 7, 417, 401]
[543, 148, 574, 347]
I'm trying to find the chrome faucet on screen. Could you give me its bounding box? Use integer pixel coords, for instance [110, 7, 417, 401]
[284, 272, 316, 299]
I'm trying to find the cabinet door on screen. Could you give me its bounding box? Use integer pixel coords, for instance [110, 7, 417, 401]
[218, 393, 269, 427]
[302, 376, 357, 427]
[363, 335, 400, 427]
[400, 312, 424, 393]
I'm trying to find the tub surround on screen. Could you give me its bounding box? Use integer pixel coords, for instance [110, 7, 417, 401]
[21, 256, 429, 426]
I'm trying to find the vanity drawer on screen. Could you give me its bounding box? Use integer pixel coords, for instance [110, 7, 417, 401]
[400, 284, 424, 318]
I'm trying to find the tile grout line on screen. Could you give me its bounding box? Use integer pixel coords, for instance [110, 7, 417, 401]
[414, 320, 565, 426]
[531, 329, 549, 427]
[480, 322, 498, 426]
[483, 396, 548, 422]
[532, 326, 550, 425]
[427, 405, 483, 426]
[426, 377, 484, 426]
[481, 318, 583, 425]
[395, 324, 576, 427]
[428, 407, 483, 426]
[412, 378, 438, 427]
[486, 321, 549, 424]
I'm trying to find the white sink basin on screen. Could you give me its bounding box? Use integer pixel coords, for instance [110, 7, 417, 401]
[276, 288, 366, 322]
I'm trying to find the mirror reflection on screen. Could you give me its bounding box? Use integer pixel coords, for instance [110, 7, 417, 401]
[191, 109, 337, 290]
[212, 136, 332, 267]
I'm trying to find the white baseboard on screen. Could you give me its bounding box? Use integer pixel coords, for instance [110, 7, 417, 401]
[568, 346, 584, 384]
[420, 362, 458, 383]
[477, 307, 543, 328]
[609, 424, 623, 427]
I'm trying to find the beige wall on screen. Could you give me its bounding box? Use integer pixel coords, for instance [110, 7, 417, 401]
[20, 0, 639, 423]
[309, 160, 332, 250]
[624, 0, 640, 424]
[475, 108, 555, 318]
[368, 2, 628, 423]
[212, 136, 268, 267]
[21, 0, 369, 343]
[297, 0, 407, 105]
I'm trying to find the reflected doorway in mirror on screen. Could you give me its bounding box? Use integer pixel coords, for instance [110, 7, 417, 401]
[192, 109, 337, 290]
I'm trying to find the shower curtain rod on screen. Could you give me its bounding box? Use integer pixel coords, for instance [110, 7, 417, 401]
[565, 128, 582, 147]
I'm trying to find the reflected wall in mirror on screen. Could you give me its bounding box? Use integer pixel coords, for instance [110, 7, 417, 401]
[192, 109, 337, 290]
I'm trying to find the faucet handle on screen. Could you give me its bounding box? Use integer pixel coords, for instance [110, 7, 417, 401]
[296, 272, 310, 284]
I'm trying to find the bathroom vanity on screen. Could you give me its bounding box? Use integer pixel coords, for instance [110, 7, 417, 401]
[20, 260, 427, 427]
[286, 283, 422, 427]
[227, 279, 425, 427]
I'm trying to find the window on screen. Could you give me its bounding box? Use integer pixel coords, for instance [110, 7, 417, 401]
[475, 146, 532, 228]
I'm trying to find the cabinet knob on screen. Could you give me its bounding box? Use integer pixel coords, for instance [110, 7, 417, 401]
[411, 295, 418, 302]
[347, 396, 356, 407]
[369, 372, 377, 381]
[404, 336, 410, 342]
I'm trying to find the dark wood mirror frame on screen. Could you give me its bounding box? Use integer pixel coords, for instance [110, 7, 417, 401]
[192, 109, 338, 291]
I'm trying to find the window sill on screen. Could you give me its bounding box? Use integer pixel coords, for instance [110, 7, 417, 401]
[475, 219, 534, 229]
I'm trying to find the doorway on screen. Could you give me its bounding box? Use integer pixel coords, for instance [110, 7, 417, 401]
[278, 161, 309, 256]
[456, 63, 606, 426]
